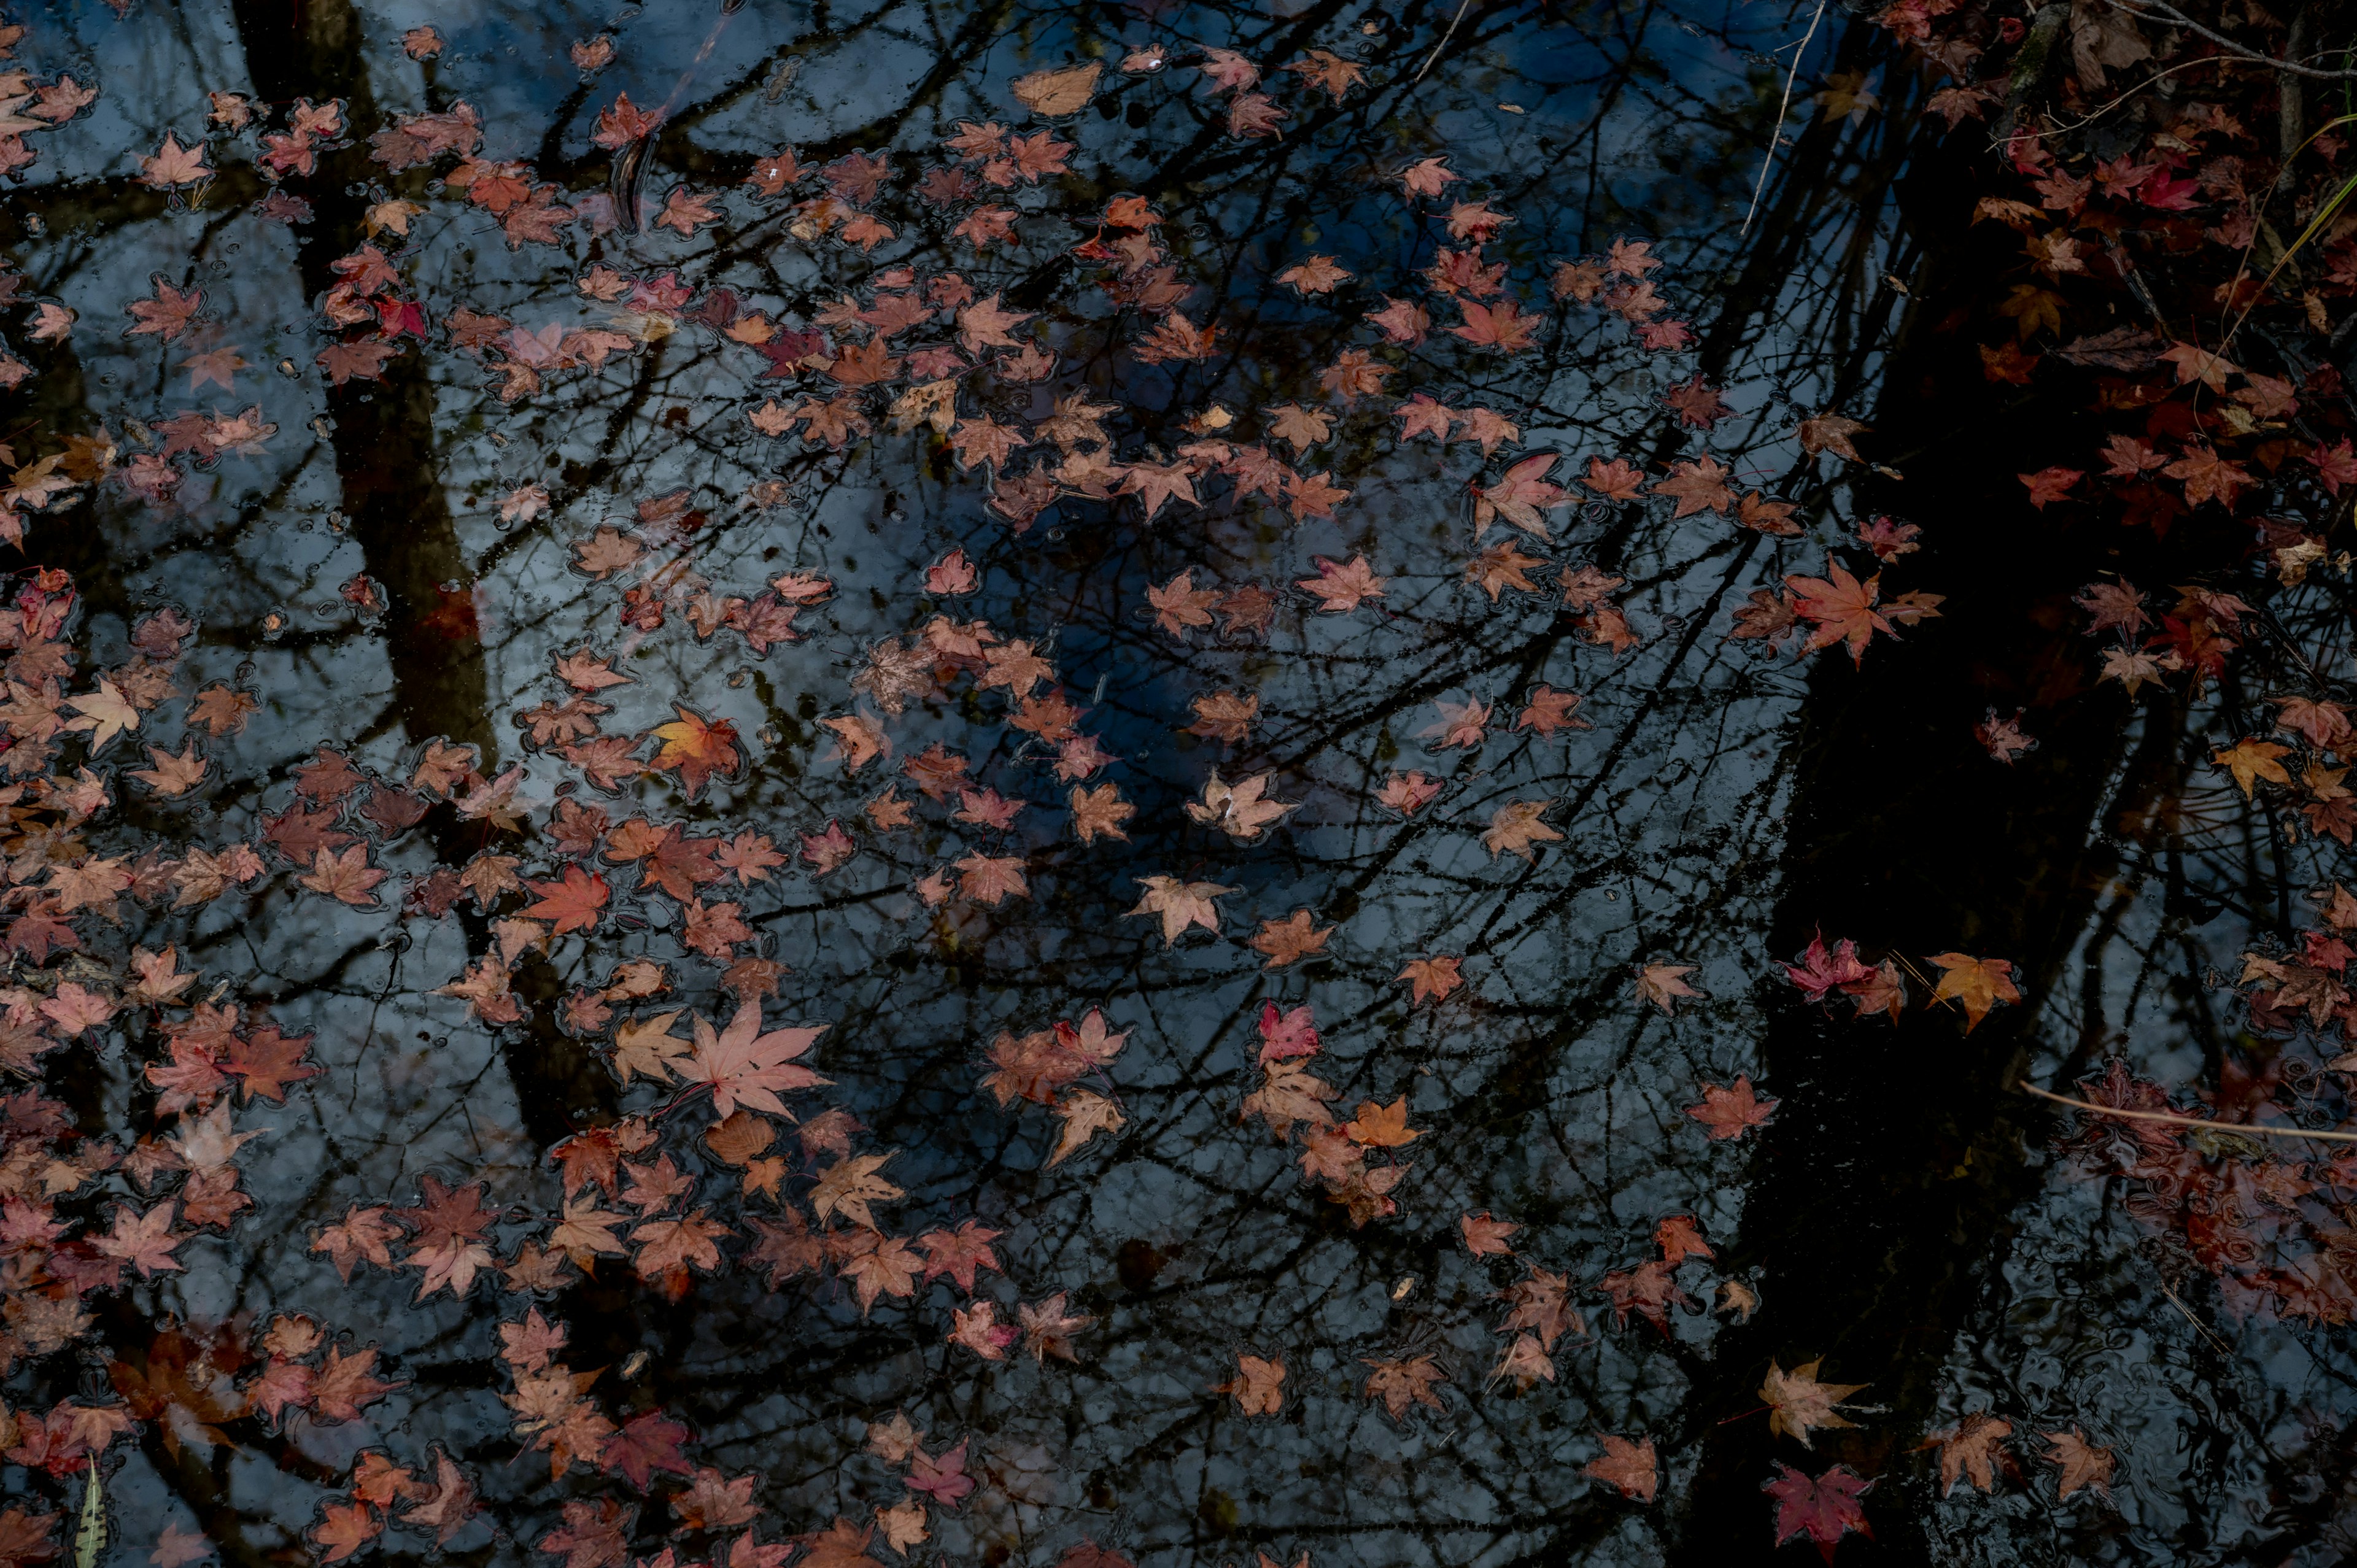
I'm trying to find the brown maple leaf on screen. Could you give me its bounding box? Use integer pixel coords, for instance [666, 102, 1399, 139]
[1248, 910, 1334, 968]
[1921, 1412, 2013, 1496]
[2042, 1427, 2115, 1499]
[1482, 798, 1562, 862]
[1635, 964, 1701, 1014]
[1126, 875, 1234, 945]
[1216, 1353, 1285, 1414]
[1927, 952, 2020, 1033]
[1585, 1434, 1657, 1502]
[1762, 1358, 1870, 1448]
[1686, 1076, 1777, 1139]
[1361, 1354, 1449, 1421]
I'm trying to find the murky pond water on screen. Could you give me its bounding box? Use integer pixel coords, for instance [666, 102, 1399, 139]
[1, 0, 2351, 1564]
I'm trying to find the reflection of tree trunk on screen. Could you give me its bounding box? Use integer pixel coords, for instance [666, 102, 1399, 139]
[1663, 122, 2205, 1564]
[226, 0, 489, 764]
[226, 0, 614, 1151]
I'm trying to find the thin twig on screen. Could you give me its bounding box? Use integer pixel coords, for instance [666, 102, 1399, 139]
[2156, 1275, 2235, 1354]
[1743, 0, 1827, 236]
[1415, 0, 1476, 83]
[2019, 1081, 2357, 1142]
[2107, 0, 2357, 79]
[2021, 54, 2236, 139]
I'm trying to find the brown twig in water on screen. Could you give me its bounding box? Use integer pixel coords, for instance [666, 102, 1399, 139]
[1743, 0, 1827, 236]
[2018, 1081, 2357, 1142]
[1416, 0, 1476, 84]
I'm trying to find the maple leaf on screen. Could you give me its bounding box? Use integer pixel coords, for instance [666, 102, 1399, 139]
[1687, 1076, 1776, 1140]
[1298, 555, 1385, 612]
[1461, 1211, 1517, 1256]
[1362, 1355, 1449, 1420]
[1976, 708, 2035, 763]
[650, 706, 742, 798]
[1466, 542, 1544, 601]
[1147, 568, 1218, 636]
[2042, 1427, 2115, 1498]
[1654, 456, 1733, 517]
[1067, 782, 1135, 844]
[1786, 934, 1873, 1000]
[954, 292, 1031, 354]
[300, 844, 388, 906]
[1250, 1002, 1319, 1065]
[1922, 1412, 2013, 1496]
[1048, 1088, 1125, 1165]
[2214, 737, 2292, 796]
[1763, 1464, 1873, 1563]
[1248, 910, 1334, 968]
[915, 1221, 1002, 1292]
[1344, 1097, 1418, 1147]
[1185, 770, 1296, 841]
[1012, 62, 1101, 116]
[1655, 1214, 1713, 1265]
[1018, 1292, 1093, 1361]
[1240, 1060, 1338, 1139]
[679, 1003, 828, 1119]
[599, 1410, 695, 1491]
[1367, 296, 1433, 346]
[1927, 952, 2019, 1033]
[1585, 1434, 1657, 1502]
[1126, 875, 1234, 944]
[310, 1503, 379, 1564]
[126, 279, 204, 341]
[630, 1208, 728, 1280]
[94, 1200, 184, 1277]
[63, 681, 138, 752]
[955, 852, 1028, 906]
[1636, 964, 1701, 1014]
[1399, 157, 1461, 198]
[1762, 1358, 1869, 1448]
[1215, 1353, 1287, 1416]
[1597, 1259, 1692, 1330]
[1473, 453, 1569, 538]
[317, 338, 398, 385]
[540, 1502, 637, 1568]
[151, 1526, 210, 1568]
[1453, 297, 1539, 352]
[313, 1345, 401, 1422]
[140, 132, 211, 189]
[128, 740, 207, 797]
[1795, 413, 1867, 462]
[1785, 566, 1894, 663]
[809, 1151, 904, 1230]
[1398, 955, 1464, 1002]
[1482, 798, 1563, 862]
[2018, 465, 2082, 508]
[1120, 459, 1198, 521]
[521, 866, 609, 934]
[187, 684, 259, 735]
[1662, 373, 1731, 429]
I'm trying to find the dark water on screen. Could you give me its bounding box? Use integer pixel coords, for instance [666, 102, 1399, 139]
[0, 0, 2346, 1565]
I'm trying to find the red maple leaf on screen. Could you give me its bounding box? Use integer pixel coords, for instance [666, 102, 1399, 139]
[916, 1220, 1003, 1292]
[905, 1439, 975, 1505]
[1763, 1463, 1874, 1562]
[603, 1410, 695, 1491]
[522, 866, 610, 934]
[1784, 933, 1874, 1000]
[1256, 1002, 1320, 1064]
[539, 1499, 637, 1568]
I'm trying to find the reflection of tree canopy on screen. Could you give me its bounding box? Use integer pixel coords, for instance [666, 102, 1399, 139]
[9, 0, 2352, 1563]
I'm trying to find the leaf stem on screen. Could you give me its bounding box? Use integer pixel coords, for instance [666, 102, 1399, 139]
[2018, 1081, 2357, 1142]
